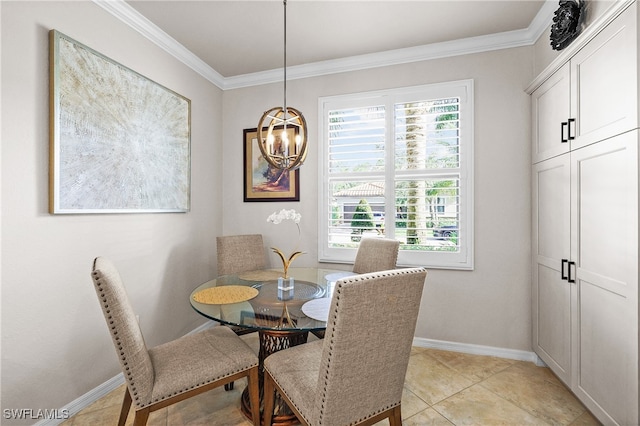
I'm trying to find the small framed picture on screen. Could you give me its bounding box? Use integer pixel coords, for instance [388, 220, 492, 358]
[243, 127, 299, 202]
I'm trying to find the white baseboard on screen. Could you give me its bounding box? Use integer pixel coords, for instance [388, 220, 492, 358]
[413, 337, 544, 365]
[34, 321, 218, 426]
[38, 325, 542, 425]
[33, 373, 125, 426]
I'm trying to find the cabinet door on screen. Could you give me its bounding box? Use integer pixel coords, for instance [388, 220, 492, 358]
[570, 131, 638, 425]
[532, 63, 571, 163]
[532, 155, 571, 384]
[570, 3, 637, 151]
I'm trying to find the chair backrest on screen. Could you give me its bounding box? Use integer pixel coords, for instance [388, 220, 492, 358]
[352, 238, 400, 274]
[311, 267, 427, 425]
[216, 234, 266, 276]
[90, 257, 154, 408]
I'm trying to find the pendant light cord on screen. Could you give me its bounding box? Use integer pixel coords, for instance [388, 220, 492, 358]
[283, 0, 287, 116]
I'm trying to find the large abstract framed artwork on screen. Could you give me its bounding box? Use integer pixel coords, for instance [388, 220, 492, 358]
[243, 127, 300, 202]
[49, 30, 191, 214]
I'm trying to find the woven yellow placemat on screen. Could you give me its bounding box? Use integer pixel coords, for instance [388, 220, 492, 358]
[237, 270, 283, 281]
[192, 286, 259, 305]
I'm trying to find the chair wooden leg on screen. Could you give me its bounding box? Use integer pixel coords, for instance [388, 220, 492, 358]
[118, 388, 132, 426]
[389, 405, 402, 426]
[132, 407, 150, 426]
[247, 366, 261, 426]
[263, 370, 276, 426]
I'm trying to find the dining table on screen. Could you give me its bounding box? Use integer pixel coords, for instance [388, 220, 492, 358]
[190, 266, 357, 425]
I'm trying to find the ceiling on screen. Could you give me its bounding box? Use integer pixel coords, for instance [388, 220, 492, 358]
[125, 0, 552, 80]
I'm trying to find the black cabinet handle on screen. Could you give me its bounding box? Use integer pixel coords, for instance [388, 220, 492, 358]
[568, 118, 576, 140]
[561, 122, 568, 143]
[568, 261, 576, 283]
[561, 259, 568, 280]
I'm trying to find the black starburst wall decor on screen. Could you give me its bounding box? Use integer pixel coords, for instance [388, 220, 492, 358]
[550, 0, 587, 50]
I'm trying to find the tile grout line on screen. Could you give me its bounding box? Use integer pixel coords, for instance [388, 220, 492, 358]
[406, 350, 568, 426]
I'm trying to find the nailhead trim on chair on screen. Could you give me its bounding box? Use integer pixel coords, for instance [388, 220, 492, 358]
[316, 273, 402, 426]
[267, 269, 422, 425]
[93, 268, 260, 410]
[148, 365, 257, 405]
[269, 373, 313, 425]
[92, 272, 143, 406]
[315, 278, 343, 425]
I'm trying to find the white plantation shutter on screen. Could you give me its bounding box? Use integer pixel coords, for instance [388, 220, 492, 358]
[319, 81, 474, 270]
[328, 106, 385, 173]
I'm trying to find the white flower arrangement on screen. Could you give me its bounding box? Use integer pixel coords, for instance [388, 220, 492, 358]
[266, 209, 301, 225]
[267, 209, 303, 278]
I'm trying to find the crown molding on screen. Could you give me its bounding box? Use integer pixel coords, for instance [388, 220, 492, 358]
[94, 0, 557, 91]
[93, 0, 226, 88]
[529, 0, 559, 42]
[224, 14, 556, 90]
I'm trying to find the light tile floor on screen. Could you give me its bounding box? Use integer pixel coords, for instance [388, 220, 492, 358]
[62, 337, 601, 425]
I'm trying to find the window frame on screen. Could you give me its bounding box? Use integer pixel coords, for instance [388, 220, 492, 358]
[318, 80, 474, 270]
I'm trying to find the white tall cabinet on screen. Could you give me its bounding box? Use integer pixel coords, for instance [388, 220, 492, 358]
[529, 2, 639, 425]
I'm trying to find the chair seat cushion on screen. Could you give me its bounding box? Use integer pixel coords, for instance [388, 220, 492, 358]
[264, 340, 323, 422]
[148, 325, 258, 405]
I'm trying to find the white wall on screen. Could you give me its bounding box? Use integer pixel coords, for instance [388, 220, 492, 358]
[223, 47, 534, 351]
[1, 1, 223, 420]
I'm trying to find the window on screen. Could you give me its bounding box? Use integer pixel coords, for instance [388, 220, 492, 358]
[318, 80, 474, 269]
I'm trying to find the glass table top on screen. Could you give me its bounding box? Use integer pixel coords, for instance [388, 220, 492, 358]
[190, 267, 357, 332]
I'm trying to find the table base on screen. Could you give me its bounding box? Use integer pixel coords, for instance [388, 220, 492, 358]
[241, 329, 309, 425]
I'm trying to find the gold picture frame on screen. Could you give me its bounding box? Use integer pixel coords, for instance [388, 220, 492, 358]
[243, 127, 299, 202]
[49, 30, 191, 214]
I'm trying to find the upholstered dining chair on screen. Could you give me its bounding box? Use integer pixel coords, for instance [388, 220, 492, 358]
[352, 237, 401, 274]
[216, 234, 266, 335]
[311, 237, 402, 340]
[217, 234, 266, 276]
[216, 234, 266, 389]
[263, 267, 428, 426]
[90, 257, 261, 426]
